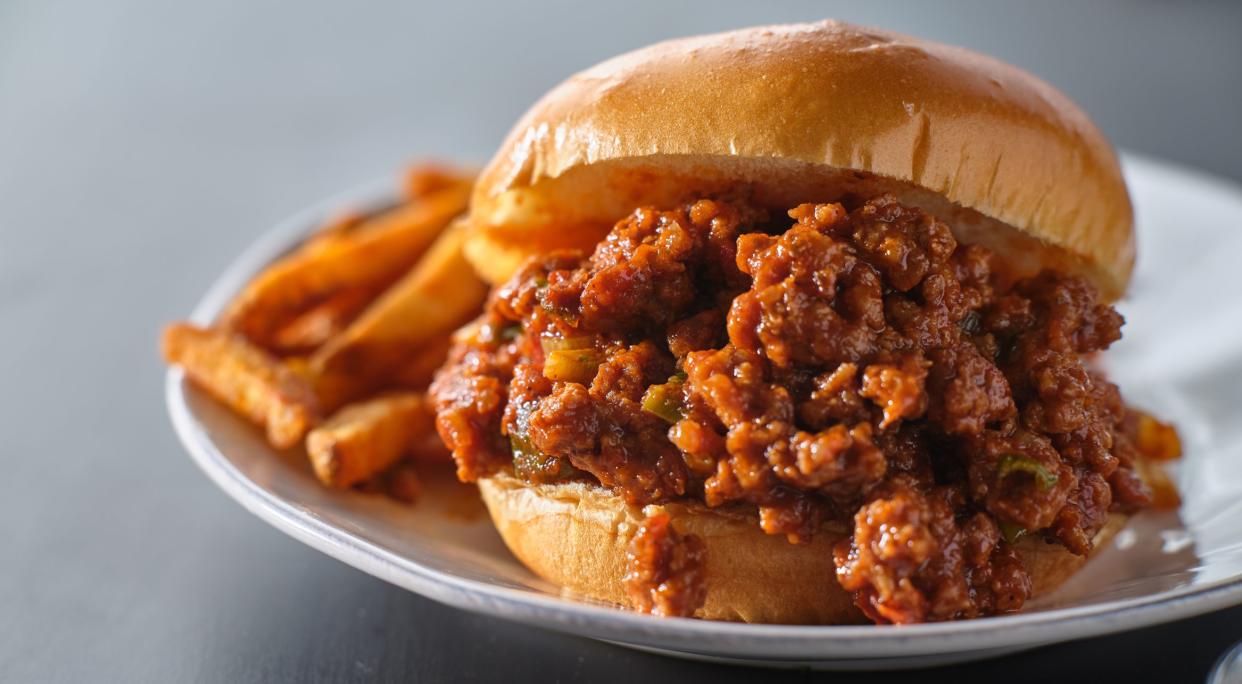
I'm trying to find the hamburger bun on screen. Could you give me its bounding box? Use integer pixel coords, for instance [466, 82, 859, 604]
[464, 20, 1133, 300]
[479, 472, 1127, 623]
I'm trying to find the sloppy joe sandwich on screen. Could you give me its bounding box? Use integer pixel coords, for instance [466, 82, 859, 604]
[430, 20, 1181, 624]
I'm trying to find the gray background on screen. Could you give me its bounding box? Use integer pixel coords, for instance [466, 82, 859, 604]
[3, 1, 1241, 682]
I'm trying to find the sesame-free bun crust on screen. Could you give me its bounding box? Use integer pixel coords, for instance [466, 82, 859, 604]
[466, 20, 1134, 300]
[478, 472, 1125, 624]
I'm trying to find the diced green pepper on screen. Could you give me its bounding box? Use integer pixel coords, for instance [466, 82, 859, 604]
[997, 454, 1058, 490]
[539, 334, 595, 353]
[641, 375, 687, 424]
[543, 349, 602, 384]
[510, 433, 572, 482]
[998, 521, 1026, 544]
[499, 323, 522, 342]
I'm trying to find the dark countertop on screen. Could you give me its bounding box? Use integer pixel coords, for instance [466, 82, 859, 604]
[3, 1, 1240, 681]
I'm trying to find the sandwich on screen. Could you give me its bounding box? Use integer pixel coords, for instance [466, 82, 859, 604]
[430, 20, 1180, 624]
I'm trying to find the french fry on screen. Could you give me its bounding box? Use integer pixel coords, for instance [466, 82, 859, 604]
[221, 179, 472, 347]
[270, 286, 376, 355]
[309, 221, 487, 396]
[1135, 413, 1182, 462]
[162, 323, 320, 449]
[306, 335, 451, 413]
[305, 392, 435, 488]
[392, 336, 452, 389]
[1135, 457, 1182, 510]
[403, 163, 476, 203]
[381, 461, 422, 503]
[162, 162, 485, 504]
[409, 428, 452, 463]
[353, 460, 425, 502]
[302, 210, 367, 252]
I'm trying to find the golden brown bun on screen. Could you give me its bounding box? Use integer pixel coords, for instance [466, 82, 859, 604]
[466, 20, 1133, 300]
[479, 471, 1125, 624]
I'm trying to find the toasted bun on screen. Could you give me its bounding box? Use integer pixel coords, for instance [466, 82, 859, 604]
[479, 472, 1125, 624]
[465, 20, 1133, 300]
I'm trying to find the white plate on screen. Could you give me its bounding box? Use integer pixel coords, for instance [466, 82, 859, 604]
[166, 154, 1242, 670]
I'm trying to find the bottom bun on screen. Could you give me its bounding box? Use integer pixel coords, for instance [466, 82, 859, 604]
[478, 472, 1126, 624]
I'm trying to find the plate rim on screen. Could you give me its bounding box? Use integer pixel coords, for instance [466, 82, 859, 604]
[165, 153, 1242, 660]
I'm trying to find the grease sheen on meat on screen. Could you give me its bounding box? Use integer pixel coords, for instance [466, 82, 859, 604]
[431, 195, 1158, 624]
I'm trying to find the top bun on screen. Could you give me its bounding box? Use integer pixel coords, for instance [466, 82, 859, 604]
[465, 20, 1134, 299]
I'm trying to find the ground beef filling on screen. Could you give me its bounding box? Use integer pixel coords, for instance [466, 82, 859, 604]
[431, 195, 1162, 624]
[623, 512, 708, 617]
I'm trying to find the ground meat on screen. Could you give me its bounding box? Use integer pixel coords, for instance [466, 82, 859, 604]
[833, 479, 1031, 623]
[524, 342, 688, 505]
[430, 326, 516, 483]
[729, 210, 884, 368]
[430, 194, 1171, 624]
[860, 356, 930, 428]
[925, 341, 1015, 435]
[624, 511, 708, 617]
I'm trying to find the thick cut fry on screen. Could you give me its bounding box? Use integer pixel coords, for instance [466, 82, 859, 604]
[353, 460, 426, 502]
[1136, 457, 1182, 510]
[1135, 413, 1183, 462]
[302, 210, 367, 252]
[392, 336, 452, 389]
[403, 163, 476, 203]
[308, 335, 452, 412]
[305, 392, 435, 488]
[162, 323, 320, 449]
[270, 286, 375, 355]
[381, 461, 422, 503]
[408, 429, 452, 463]
[310, 222, 487, 393]
[221, 180, 472, 347]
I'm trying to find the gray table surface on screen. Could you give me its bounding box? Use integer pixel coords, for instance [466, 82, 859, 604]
[3, 1, 1241, 681]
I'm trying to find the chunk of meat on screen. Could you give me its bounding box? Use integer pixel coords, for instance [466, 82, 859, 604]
[624, 511, 708, 617]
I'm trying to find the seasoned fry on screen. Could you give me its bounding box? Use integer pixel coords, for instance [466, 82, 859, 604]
[161, 162, 485, 505]
[305, 367, 367, 416]
[353, 460, 426, 502]
[310, 221, 487, 393]
[403, 163, 476, 202]
[305, 392, 435, 488]
[391, 336, 452, 389]
[221, 179, 472, 347]
[303, 210, 367, 252]
[1136, 457, 1182, 510]
[270, 286, 375, 355]
[307, 335, 451, 412]
[162, 323, 320, 449]
[409, 428, 452, 463]
[381, 461, 422, 503]
[1135, 413, 1183, 461]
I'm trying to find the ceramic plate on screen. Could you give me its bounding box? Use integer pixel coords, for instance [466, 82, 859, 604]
[166, 154, 1242, 670]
